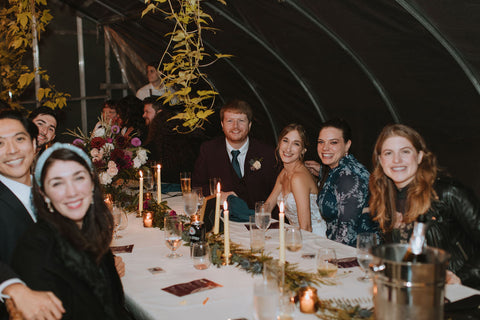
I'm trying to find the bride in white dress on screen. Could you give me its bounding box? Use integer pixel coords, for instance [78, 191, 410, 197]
[265, 124, 327, 237]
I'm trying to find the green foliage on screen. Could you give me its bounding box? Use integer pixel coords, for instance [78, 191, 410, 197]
[0, 0, 69, 109]
[143, 0, 230, 133]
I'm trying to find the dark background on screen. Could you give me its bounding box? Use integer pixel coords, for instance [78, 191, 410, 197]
[17, 0, 480, 195]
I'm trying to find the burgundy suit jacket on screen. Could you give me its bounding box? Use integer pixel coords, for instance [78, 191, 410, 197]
[192, 137, 277, 209]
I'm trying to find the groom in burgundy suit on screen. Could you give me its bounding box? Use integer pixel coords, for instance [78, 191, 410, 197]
[192, 100, 277, 210]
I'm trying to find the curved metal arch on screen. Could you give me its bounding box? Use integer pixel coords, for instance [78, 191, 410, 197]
[204, 2, 328, 122]
[395, 0, 480, 97]
[285, 0, 401, 124]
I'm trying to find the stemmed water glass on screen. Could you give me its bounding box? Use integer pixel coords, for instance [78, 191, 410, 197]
[255, 201, 271, 239]
[112, 206, 122, 239]
[356, 232, 378, 282]
[143, 168, 154, 191]
[164, 216, 183, 258]
[183, 191, 198, 217]
[192, 187, 204, 214]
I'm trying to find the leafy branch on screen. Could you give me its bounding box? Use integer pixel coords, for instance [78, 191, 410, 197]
[0, 0, 69, 109]
[143, 0, 231, 133]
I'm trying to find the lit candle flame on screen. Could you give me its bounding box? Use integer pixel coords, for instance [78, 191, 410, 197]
[139, 170, 143, 178]
[223, 200, 228, 211]
[279, 200, 284, 213]
[157, 164, 161, 169]
[216, 181, 221, 193]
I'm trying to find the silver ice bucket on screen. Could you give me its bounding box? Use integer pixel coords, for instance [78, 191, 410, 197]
[371, 244, 450, 320]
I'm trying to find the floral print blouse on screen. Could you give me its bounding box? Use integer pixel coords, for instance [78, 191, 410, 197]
[317, 154, 375, 247]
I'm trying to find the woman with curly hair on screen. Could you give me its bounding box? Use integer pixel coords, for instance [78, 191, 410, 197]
[369, 124, 480, 289]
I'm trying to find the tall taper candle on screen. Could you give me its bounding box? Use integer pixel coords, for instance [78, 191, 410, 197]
[223, 200, 230, 264]
[156, 164, 162, 204]
[279, 200, 285, 264]
[139, 170, 144, 213]
[213, 182, 221, 234]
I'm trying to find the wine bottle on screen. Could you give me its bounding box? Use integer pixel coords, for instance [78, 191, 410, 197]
[402, 214, 428, 263]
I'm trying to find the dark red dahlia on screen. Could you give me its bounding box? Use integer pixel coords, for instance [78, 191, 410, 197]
[91, 137, 106, 149]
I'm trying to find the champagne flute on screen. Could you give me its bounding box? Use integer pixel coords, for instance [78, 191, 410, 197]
[164, 216, 183, 258]
[356, 233, 378, 281]
[255, 201, 271, 239]
[143, 168, 154, 191]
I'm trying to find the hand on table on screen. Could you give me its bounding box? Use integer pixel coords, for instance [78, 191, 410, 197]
[4, 283, 64, 320]
[114, 255, 125, 277]
[446, 270, 461, 285]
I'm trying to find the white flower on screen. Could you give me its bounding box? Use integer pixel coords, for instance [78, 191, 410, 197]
[103, 143, 114, 152]
[133, 157, 142, 169]
[93, 127, 105, 137]
[136, 149, 148, 163]
[107, 161, 117, 169]
[252, 160, 261, 170]
[107, 165, 118, 177]
[99, 172, 112, 185]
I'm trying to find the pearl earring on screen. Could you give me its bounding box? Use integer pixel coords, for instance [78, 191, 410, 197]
[45, 198, 54, 213]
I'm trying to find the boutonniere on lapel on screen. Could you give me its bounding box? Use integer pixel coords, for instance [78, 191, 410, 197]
[249, 157, 263, 172]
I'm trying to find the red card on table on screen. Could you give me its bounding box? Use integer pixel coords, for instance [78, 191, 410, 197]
[162, 279, 222, 297]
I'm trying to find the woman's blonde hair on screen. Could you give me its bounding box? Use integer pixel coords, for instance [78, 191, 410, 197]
[369, 124, 438, 231]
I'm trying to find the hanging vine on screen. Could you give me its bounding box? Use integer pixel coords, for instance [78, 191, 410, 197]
[142, 0, 230, 133]
[0, 0, 69, 109]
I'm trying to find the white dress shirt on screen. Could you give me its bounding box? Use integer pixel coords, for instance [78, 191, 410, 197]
[225, 137, 249, 178]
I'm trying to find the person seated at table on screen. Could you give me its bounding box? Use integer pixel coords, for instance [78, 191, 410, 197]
[192, 100, 277, 220]
[144, 102, 204, 183]
[264, 124, 327, 236]
[10, 143, 132, 319]
[116, 95, 147, 142]
[369, 124, 480, 289]
[305, 118, 375, 247]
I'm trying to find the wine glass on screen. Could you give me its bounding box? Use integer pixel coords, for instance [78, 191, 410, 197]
[285, 226, 302, 252]
[192, 187, 204, 213]
[143, 168, 154, 191]
[255, 201, 271, 239]
[164, 216, 183, 258]
[112, 206, 122, 239]
[316, 248, 338, 277]
[183, 191, 198, 217]
[356, 232, 378, 282]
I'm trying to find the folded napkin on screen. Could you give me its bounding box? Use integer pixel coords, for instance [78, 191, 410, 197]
[162, 279, 222, 297]
[227, 195, 254, 222]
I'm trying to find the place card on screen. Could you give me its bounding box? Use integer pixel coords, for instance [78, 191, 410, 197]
[148, 267, 165, 274]
[336, 257, 359, 268]
[111, 244, 134, 254]
[162, 278, 222, 297]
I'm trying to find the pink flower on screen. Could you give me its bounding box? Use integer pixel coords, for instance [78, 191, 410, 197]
[131, 137, 141, 147]
[111, 125, 120, 134]
[107, 138, 113, 143]
[73, 139, 84, 146]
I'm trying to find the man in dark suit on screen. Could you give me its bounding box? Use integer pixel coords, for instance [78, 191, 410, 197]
[192, 100, 277, 211]
[0, 109, 64, 320]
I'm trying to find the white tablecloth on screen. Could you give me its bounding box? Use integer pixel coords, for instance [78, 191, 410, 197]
[115, 194, 479, 320]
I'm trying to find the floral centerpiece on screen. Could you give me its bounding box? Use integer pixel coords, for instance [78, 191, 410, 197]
[67, 117, 149, 205]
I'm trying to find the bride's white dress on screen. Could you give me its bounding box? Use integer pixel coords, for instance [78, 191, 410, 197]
[279, 192, 327, 237]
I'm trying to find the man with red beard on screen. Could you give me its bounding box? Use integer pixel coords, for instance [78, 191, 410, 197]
[192, 100, 277, 215]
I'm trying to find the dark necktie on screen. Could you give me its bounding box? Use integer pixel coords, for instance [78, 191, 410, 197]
[231, 150, 242, 178]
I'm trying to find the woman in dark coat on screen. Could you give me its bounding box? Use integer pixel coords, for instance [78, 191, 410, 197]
[11, 143, 132, 319]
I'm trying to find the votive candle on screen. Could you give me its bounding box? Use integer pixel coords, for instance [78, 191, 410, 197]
[299, 287, 318, 313]
[213, 182, 221, 234]
[143, 211, 153, 228]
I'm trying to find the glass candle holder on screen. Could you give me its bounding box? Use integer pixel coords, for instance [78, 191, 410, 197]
[298, 286, 318, 313]
[143, 210, 153, 228]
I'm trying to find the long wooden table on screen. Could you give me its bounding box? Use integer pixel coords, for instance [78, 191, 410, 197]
[114, 194, 479, 320]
